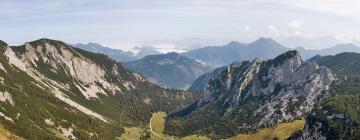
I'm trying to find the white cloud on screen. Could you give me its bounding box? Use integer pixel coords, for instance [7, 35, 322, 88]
[288, 20, 303, 30]
[268, 25, 281, 36]
[272, 0, 360, 18]
[243, 26, 252, 32]
[334, 34, 353, 43]
[1, 0, 360, 50]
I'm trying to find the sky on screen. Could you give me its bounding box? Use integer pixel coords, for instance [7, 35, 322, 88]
[1, 0, 360, 50]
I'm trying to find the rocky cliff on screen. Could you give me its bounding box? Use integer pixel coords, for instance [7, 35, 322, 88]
[165, 50, 334, 139]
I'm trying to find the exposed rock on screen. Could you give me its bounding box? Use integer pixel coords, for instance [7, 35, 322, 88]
[0, 112, 14, 123]
[166, 50, 334, 138]
[0, 90, 14, 105]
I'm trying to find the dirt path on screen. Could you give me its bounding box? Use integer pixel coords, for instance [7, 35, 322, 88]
[149, 113, 167, 139]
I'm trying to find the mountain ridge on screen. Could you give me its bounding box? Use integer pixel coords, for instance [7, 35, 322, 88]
[166, 50, 334, 139]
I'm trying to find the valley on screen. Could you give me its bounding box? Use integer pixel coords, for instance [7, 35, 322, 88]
[0, 38, 359, 140]
[3, 1, 360, 139]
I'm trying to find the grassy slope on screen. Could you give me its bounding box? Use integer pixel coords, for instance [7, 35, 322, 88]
[119, 112, 209, 140]
[149, 112, 304, 140]
[229, 118, 305, 140]
[150, 112, 209, 140]
[151, 112, 166, 136]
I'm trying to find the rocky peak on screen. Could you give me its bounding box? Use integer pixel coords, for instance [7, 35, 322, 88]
[226, 41, 242, 47]
[239, 51, 330, 111]
[249, 37, 284, 48]
[199, 57, 262, 106]
[272, 50, 300, 62]
[178, 50, 335, 137]
[7, 39, 145, 99]
[27, 38, 72, 50]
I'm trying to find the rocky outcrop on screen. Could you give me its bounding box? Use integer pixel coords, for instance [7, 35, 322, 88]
[166, 50, 334, 138]
[201, 50, 333, 124]
[10, 39, 141, 99]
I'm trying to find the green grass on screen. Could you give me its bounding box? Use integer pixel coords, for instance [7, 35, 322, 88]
[150, 112, 208, 140]
[117, 127, 149, 140]
[229, 118, 305, 140]
[150, 112, 166, 135]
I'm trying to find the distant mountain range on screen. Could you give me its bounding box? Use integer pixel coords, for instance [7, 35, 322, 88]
[297, 43, 360, 59]
[73, 42, 136, 62]
[281, 36, 342, 49]
[74, 38, 360, 90]
[74, 38, 360, 68]
[129, 46, 162, 59]
[124, 52, 211, 89]
[141, 38, 228, 51]
[182, 37, 290, 68]
[73, 43, 165, 62]
[183, 38, 360, 68]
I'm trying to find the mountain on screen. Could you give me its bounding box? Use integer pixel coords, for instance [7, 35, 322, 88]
[292, 53, 360, 140]
[281, 36, 342, 49]
[298, 43, 360, 59]
[188, 66, 227, 91]
[182, 37, 290, 68]
[185, 41, 360, 91]
[73, 42, 136, 62]
[165, 50, 334, 139]
[309, 52, 360, 75]
[0, 38, 198, 139]
[124, 52, 211, 89]
[295, 47, 319, 59]
[353, 39, 360, 46]
[141, 38, 228, 51]
[320, 43, 360, 55]
[129, 46, 162, 59]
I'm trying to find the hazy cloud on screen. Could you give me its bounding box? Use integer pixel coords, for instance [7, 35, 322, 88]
[0, 0, 359, 49]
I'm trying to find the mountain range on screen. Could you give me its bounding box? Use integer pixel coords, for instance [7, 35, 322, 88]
[3, 38, 360, 139]
[124, 52, 211, 89]
[74, 38, 360, 69]
[73, 43, 164, 62]
[74, 38, 360, 91]
[183, 38, 360, 68]
[73, 42, 136, 62]
[182, 38, 289, 68]
[297, 43, 360, 59]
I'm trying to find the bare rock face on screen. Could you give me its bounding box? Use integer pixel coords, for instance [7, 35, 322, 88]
[166, 50, 334, 138]
[200, 51, 334, 123]
[10, 39, 144, 99]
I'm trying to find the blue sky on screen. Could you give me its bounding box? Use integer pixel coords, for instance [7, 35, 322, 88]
[1, 0, 360, 50]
